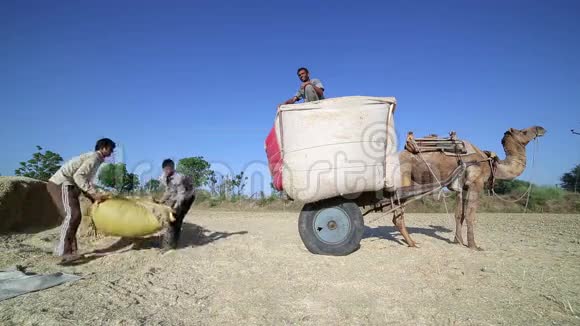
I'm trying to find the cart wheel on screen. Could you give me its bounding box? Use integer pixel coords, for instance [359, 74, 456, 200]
[298, 197, 364, 256]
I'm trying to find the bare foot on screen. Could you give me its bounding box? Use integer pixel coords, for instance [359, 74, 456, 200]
[161, 249, 176, 256]
[407, 241, 420, 248]
[452, 237, 464, 245]
[58, 253, 83, 265]
[468, 245, 484, 251]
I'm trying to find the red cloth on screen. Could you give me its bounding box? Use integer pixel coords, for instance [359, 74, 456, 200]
[265, 126, 283, 191]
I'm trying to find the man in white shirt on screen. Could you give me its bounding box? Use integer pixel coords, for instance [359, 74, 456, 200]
[47, 138, 115, 257]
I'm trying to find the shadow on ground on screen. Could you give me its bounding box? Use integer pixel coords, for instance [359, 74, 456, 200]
[60, 223, 247, 266]
[179, 223, 248, 247]
[363, 224, 453, 245]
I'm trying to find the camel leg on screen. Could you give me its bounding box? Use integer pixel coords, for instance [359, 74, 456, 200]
[400, 161, 413, 187]
[464, 183, 483, 251]
[392, 210, 417, 247]
[453, 191, 466, 245]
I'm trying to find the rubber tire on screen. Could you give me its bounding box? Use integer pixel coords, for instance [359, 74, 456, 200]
[298, 197, 364, 256]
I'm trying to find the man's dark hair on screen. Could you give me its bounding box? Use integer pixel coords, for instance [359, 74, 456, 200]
[297, 67, 309, 75]
[162, 159, 175, 169]
[95, 138, 116, 151]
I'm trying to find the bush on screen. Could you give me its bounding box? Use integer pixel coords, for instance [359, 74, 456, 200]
[526, 186, 566, 211]
[209, 198, 222, 207]
[194, 189, 211, 203]
[493, 179, 531, 194]
[257, 195, 278, 207]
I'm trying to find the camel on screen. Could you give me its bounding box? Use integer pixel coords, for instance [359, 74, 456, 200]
[394, 126, 546, 250]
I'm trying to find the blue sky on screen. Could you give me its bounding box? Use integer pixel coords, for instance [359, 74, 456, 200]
[1, 0, 579, 192]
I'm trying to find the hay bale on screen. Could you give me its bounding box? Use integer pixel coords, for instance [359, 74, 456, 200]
[0, 176, 61, 234]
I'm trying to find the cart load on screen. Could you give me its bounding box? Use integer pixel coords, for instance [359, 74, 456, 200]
[265, 96, 400, 203]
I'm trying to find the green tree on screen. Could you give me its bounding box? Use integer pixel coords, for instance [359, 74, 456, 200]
[493, 179, 531, 194]
[144, 179, 161, 192]
[98, 163, 139, 193]
[98, 163, 125, 191]
[218, 175, 234, 199]
[231, 171, 248, 197]
[208, 170, 218, 196]
[15, 146, 63, 181]
[176, 156, 212, 188]
[123, 173, 140, 193]
[560, 164, 580, 192]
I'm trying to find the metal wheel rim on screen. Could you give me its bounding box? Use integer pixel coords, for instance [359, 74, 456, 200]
[312, 207, 352, 244]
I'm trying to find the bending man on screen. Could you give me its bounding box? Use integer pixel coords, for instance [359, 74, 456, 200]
[158, 159, 196, 250]
[47, 138, 115, 258]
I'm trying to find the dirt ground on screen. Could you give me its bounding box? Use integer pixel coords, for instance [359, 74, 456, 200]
[1, 209, 579, 325]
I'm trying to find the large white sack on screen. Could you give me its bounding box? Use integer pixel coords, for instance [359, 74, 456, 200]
[275, 96, 399, 202]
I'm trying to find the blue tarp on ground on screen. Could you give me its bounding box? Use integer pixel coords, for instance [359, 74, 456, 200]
[0, 267, 81, 301]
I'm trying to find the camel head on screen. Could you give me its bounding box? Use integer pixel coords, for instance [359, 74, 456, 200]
[503, 126, 546, 146]
[494, 125, 546, 180]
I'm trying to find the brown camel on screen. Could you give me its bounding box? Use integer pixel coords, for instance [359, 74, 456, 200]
[395, 126, 546, 250]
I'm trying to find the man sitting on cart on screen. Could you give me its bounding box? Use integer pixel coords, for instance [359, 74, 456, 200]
[281, 67, 325, 105]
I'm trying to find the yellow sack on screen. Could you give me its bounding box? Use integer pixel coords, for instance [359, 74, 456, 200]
[91, 198, 174, 237]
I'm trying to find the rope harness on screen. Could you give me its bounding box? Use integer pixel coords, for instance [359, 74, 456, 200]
[366, 130, 540, 226]
[488, 138, 538, 212]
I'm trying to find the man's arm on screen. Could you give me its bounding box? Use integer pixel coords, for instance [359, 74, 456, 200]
[158, 187, 173, 206]
[310, 79, 325, 98]
[283, 96, 299, 105]
[157, 179, 176, 207]
[279, 89, 303, 107]
[311, 84, 324, 98]
[72, 157, 101, 201]
[171, 176, 194, 213]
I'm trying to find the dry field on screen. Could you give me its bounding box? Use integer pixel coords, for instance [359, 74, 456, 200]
[1, 209, 579, 325]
